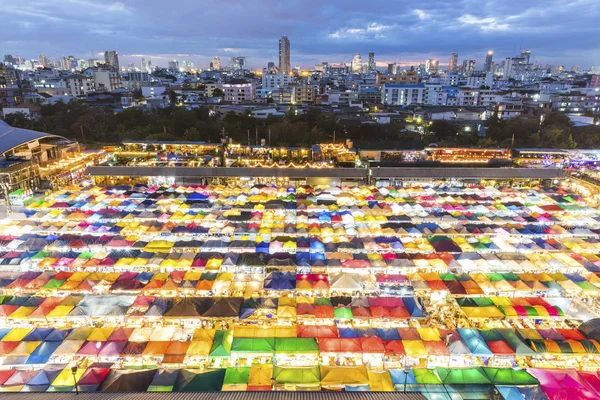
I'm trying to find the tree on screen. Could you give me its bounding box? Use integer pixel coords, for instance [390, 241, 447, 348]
[428, 120, 456, 142]
[183, 127, 201, 141]
[212, 88, 224, 98]
[572, 125, 600, 148]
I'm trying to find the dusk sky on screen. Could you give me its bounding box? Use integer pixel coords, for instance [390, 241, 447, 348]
[3, 0, 600, 69]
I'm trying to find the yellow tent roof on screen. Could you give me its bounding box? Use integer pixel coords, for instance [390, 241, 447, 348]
[186, 340, 212, 357]
[8, 306, 35, 319]
[2, 328, 32, 342]
[321, 366, 369, 386]
[51, 368, 85, 387]
[87, 327, 115, 342]
[248, 364, 273, 386]
[417, 328, 441, 341]
[46, 305, 75, 318]
[402, 340, 428, 358]
[368, 370, 394, 392]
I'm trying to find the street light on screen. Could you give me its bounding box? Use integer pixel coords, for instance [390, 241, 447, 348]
[0, 182, 11, 217]
[71, 366, 79, 395]
[403, 365, 411, 393]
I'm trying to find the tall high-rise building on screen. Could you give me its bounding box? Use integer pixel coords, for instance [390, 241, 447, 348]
[168, 60, 179, 71]
[448, 53, 458, 73]
[520, 50, 531, 64]
[368, 52, 376, 72]
[38, 53, 48, 68]
[425, 59, 439, 75]
[351, 53, 362, 73]
[104, 50, 120, 72]
[278, 35, 291, 74]
[484, 50, 494, 73]
[3, 55, 16, 65]
[462, 59, 476, 74]
[212, 56, 221, 70]
[60, 57, 70, 71]
[231, 56, 246, 71]
[387, 63, 398, 74]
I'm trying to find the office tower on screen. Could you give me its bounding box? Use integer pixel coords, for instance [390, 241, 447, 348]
[38, 53, 48, 68]
[212, 56, 221, 70]
[351, 53, 362, 73]
[461, 59, 476, 74]
[426, 59, 439, 74]
[520, 50, 531, 64]
[484, 50, 493, 72]
[231, 56, 246, 70]
[104, 50, 120, 71]
[278, 35, 291, 74]
[448, 53, 458, 73]
[368, 52, 376, 72]
[387, 63, 398, 74]
[60, 57, 70, 71]
[3, 55, 15, 65]
[168, 60, 179, 71]
[267, 62, 275, 69]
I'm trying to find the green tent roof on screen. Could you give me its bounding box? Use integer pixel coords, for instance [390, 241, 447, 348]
[435, 367, 492, 385]
[413, 369, 442, 385]
[334, 307, 353, 320]
[223, 367, 250, 385]
[209, 330, 233, 357]
[272, 366, 320, 384]
[275, 338, 319, 354]
[231, 338, 275, 354]
[482, 368, 538, 385]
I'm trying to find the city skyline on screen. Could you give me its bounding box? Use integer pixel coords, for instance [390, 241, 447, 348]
[2, 0, 599, 69]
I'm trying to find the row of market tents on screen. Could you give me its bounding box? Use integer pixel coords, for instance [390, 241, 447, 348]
[4, 233, 600, 255]
[2, 246, 600, 274]
[0, 363, 597, 399]
[2, 268, 600, 297]
[0, 365, 548, 393]
[0, 325, 598, 365]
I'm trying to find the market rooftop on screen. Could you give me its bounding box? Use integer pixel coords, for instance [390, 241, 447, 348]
[0, 181, 597, 398]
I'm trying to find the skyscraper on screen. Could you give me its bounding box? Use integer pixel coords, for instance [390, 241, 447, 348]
[212, 56, 221, 70]
[484, 50, 493, 73]
[278, 35, 291, 74]
[104, 50, 120, 72]
[168, 60, 179, 71]
[426, 59, 439, 75]
[231, 56, 246, 71]
[38, 53, 48, 68]
[520, 50, 531, 64]
[387, 63, 398, 74]
[368, 52, 376, 72]
[448, 53, 458, 73]
[462, 59, 476, 74]
[351, 53, 362, 73]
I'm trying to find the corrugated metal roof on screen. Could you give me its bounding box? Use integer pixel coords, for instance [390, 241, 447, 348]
[372, 167, 564, 179]
[0, 392, 427, 400]
[85, 165, 564, 180]
[85, 166, 367, 179]
[0, 120, 64, 156]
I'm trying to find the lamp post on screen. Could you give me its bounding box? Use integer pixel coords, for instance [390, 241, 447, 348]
[71, 366, 79, 395]
[403, 365, 411, 393]
[0, 181, 11, 217]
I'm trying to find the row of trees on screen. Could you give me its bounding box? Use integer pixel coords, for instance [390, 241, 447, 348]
[428, 112, 599, 149]
[2, 101, 599, 149]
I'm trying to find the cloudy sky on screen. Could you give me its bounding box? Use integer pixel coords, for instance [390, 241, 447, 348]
[3, 0, 600, 69]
